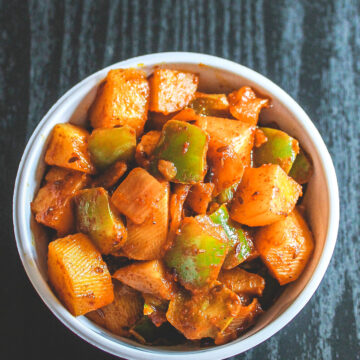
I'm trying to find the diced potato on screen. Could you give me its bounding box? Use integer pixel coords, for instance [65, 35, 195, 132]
[166, 283, 242, 340]
[122, 182, 169, 260]
[165, 216, 228, 292]
[149, 69, 199, 114]
[218, 268, 265, 296]
[188, 92, 230, 117]
[91, 161, 127, 189]
[88, 126, 136, 170]
[227, 86, 269, 125]
[255, 208, 314, 285]
[111, 167, 163, 224]
[230, 164, 302, 227]
[167, 184, 190, 249]
[186, 182, 215, 214]
[45, 123, 95, 174]
[89, 69, 150, 136]
[135, 130, 161, 169]
[195, 116, 255, 195]
[48, 233, 114, 316]
[74, 187, 127, 255]
[215, 298, 262, 345]
[86, 280, 144, 336]
[113, 260, 174, 300]
[31, 167, 88, 235]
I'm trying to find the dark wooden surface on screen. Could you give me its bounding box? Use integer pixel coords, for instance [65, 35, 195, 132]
[1, 0, 359, 359]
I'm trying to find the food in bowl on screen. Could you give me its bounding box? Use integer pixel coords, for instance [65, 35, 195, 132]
[31, 67, 314, 346]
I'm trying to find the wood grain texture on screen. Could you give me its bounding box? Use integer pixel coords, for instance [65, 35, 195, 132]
[1, 0, 359, 359]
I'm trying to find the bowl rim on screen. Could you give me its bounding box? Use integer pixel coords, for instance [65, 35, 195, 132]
[13, 52, 339, 360]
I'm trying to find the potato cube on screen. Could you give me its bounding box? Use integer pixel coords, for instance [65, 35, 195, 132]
[227, 86, 269, 125]
[255, 208, 314, 285]
[86, 280, 143, 336]
[113, 260, 174, 300]
[45, 123, 95, 174]
[196, 116, 255, 195]
[186, 182, 214, 214]
[31, 167, 88, 235]
[48, 233, 114, 316]
[231, 164, 302, 226]
[122, 182, 169, 260]
[149, 69, 198, 114]
[111, 167, 164, 224]
[89, 69, 150, 136]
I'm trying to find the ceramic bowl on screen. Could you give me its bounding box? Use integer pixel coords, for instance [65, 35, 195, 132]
[13, 52, 339, 359]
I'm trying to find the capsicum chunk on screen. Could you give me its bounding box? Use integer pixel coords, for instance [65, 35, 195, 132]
[209, 205, 254, 269]
[150, 120, 208, 184]
[88, 126, 136, 170]
[74, 187, 127, 254]
[188, 92, 230, 117]
[289, 149, 313, 184]
[253, 127, 299, 173]
[164, 216, 228, 292]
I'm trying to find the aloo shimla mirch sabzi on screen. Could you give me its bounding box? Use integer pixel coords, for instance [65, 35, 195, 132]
[31, 67, 314, 346]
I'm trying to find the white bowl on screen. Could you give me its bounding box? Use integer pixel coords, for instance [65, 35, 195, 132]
[13, 52, 339, 359]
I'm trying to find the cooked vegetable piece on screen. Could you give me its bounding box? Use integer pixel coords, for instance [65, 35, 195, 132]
[88, 126, 136, 170]
[74, 187, 127, 255]
[228, 86, 269, 125]
[149, 69, 198, 114]
[148, 111, 181, 130]
[165, 216, 228, 292]
[231, 164, 302, 227]
[135, 130, 161, 168]
[150, 120, 208, 184]
[113, 260, 174, 300]
[171, 107, 199, 121]
[48, 233, 114, 316]
[89, 69, 150, 136]
[31, 167, 88, 235]
[289, 149, 313, 184]
[218, 268, 265, 296]
[195, 116, 255, 195]
[166, 283, 242, 340]
[167, 184, 190, 249]
[214, 298, 262, 345]
[253, 127, 299, 173]
[188, 92, 230, 117]
[111, 167, 163, 224]
[209, 205, 255, 269]
[143, 294, 168, 327]
[255, 208, 314, 285]
[122, 182, 169, 260]
[186, 182, 215, 214]
[86, 280, 143, 336]
[216, 182, 239, 204]
[91, 161, 127, 189]
[45, 123, 95, 174]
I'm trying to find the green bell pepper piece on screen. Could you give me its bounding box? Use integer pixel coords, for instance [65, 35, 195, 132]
[289, 149, 313, 184]
[188, 93, 229, 117]
[74, 187, 126, 254]
[216, 182, 239, 204]
[164, 216, 228, 291]
[150, 120, 208, 183]
[209, 205, 252, 269]
[253, 127, 299, 173]
[88, 126, 136, 170]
